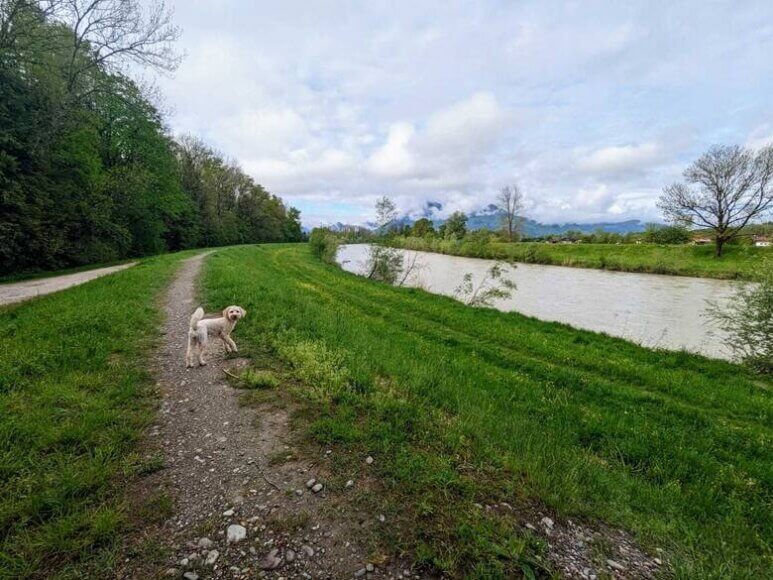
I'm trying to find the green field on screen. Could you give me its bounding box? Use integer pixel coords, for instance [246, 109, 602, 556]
[389, 237, 771, 280]
[0, 253, 190, 577]
[2, 244, 770, 578]
[203, 245, 771, 578]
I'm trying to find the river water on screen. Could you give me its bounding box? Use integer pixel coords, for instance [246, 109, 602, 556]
[336, 244, 742, 360]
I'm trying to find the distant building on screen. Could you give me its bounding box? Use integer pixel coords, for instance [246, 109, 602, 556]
[692, 236, 712, 245]
[753, 235, 771, 247]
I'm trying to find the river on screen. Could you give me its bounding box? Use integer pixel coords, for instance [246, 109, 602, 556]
[336, 244, 741, 360]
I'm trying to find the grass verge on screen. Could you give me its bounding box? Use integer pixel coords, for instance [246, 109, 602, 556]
[202, 244, 772, 578]
[389, 237, 771, 280]
[0, 251, 192, 578]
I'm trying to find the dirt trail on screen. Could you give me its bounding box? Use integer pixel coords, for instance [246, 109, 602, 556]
[0, 263, 136, 306]
[122, 254, 415, 580]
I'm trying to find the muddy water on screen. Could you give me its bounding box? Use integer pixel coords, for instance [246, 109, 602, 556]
[336, 244, 742, 360]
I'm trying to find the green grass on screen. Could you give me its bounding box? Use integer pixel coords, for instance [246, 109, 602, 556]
[0, 251, 192, 578]
[232, 368, 281, 389]
[202, 244, 772, 578]
[390, 237, 771, 280]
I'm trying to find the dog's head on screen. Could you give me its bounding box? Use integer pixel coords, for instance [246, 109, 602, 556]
[223, 305, 246, 322]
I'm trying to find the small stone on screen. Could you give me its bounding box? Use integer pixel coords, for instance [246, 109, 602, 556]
[295, 489, 303, 496]
[197, 537, 213, 549]
[179, 558, 189, 567]
[227, 524, 247, 543]
[366, 563, 375, 572]
[312, 483, 323, 493]
[345, 480, 354, 488]
[205, 549, 219, 566]
[365, 456, 374, 464]
[377, 514, 386, 523]
[306, 478, 316, 488]
[540, 516, 554, 529]
[607, 559, 625, 572]
[354, 568, 367, 578]
[301, 545, 314, 557]
[259, 548, 282, 570]
[286, 549, 296, 563]
[525, 523, 537, 531]
[654, 558, 662, 566]
[183, 573, 199, 580]
[164, 569, 178, 577]
[223, 508, 234, 517]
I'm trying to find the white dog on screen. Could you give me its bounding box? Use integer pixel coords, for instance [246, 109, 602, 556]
[186, 305, 246, 367]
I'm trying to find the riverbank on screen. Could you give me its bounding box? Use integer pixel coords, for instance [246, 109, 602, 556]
[204, 244, 771, 578]
[388, 237, 770, 280]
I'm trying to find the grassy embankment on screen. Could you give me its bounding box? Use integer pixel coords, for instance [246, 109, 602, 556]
[389, 237, 770, 280]
[0, 252, 193, 578]
[203, 244, 771, 578]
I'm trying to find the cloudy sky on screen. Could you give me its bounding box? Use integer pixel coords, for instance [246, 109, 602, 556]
[154, 0, 773, 226]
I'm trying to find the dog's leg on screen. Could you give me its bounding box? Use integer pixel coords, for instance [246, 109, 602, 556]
[221, 336, 233, 353]
[224, 335, 238, 353]
[185, 335, 195, 368]
[197, 332, 208, 366]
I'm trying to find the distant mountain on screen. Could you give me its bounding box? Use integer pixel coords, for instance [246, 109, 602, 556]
[414, 202, 646, 237]
[313, 201, 647, 237]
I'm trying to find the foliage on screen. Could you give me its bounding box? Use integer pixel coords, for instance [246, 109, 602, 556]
[708, 262, 773, 373]
[453, 263, 517, 307]
[366, 244, 404, 284]
[440, 211, 468, 240]
[659, 144, 773, 256]
[375, 195, 398, 233]
[205, 245, 772, 578]
[411, 217, 435, 237]
[643, 223, 692, 244]
[0, 1, 301, 276]
[308, 227, 340, 264]
[389, 236, 770, 280]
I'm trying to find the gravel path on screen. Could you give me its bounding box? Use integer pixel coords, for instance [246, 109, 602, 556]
[121, 253, 416, 580]
[0, 263, 136, 306]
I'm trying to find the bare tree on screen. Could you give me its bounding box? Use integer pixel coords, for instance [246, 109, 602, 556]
[497, 184, 523, 242]
[658, 145, 773, 257]
[50, 0, 181, 90]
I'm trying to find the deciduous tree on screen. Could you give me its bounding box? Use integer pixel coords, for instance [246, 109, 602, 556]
[659, 145, 773, 256]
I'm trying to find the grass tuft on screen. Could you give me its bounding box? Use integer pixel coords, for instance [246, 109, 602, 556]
[234, 368, 280, 390]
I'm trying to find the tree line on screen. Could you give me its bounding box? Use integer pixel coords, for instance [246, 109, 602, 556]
[0, 1, 302, 276]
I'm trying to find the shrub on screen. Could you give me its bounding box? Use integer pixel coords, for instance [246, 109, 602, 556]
[275, 335, 353, 401]
[308, 227, 340, 264]
[708, 261, 773, 373]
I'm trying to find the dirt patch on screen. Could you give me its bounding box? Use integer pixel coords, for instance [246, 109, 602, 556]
[0, 263, 136, 306]
[119, 254, 417, 579]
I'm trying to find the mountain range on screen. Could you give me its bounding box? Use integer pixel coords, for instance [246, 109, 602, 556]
[347, 201, 646, 237]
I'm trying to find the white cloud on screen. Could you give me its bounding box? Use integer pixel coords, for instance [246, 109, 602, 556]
[155, 0, 773, 225]
[367, 122, 416, 177]
[576, 143, 662, 174]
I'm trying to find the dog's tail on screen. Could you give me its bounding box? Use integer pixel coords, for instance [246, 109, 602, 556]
[189, 307, 205, 331]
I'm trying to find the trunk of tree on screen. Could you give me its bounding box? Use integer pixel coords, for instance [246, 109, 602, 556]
[715, 237, 725, 257]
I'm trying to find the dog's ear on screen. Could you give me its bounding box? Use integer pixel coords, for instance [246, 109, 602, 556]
[240, 307, 246, 318]
[222, 307, 230, 319]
